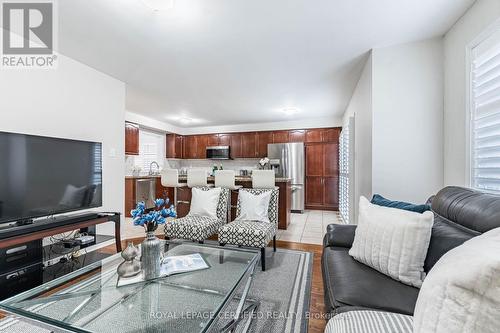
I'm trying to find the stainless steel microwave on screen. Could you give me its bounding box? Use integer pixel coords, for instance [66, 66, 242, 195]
[206, 146, 231, 159]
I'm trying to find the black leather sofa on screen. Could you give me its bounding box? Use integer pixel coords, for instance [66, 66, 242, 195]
[322, 186, 500, 316]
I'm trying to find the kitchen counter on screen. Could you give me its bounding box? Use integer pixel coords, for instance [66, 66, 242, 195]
[125, 175, 292, 183]
[125, 173, 292, 229]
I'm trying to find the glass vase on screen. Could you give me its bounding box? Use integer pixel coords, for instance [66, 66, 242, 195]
[141, 231, 162, 280]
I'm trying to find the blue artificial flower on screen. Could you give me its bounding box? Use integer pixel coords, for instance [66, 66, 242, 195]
[154, 198, 165, 208]
[133, 217, 144, 226]
[136, 201, 146, 211]
[157, 216, 166, 225]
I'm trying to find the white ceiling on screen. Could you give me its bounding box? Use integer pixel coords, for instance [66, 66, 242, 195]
[58, 0, 474, 128]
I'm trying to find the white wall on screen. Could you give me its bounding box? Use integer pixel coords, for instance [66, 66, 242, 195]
[0, 54, 125, 236]
[371, 38, 444, 202]
[444, 0, 500, 186]
[343, 54, 373, 223]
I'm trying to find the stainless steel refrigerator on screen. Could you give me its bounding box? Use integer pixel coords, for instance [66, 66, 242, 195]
[267, 142, 305, 212]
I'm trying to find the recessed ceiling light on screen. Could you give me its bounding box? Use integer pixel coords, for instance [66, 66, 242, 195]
[282, 107, 300, 116]
[179, 117, 193, 124]
[141, 0, 175, 12]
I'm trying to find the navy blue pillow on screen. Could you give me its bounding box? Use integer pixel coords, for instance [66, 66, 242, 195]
[371, 194, 431, 213]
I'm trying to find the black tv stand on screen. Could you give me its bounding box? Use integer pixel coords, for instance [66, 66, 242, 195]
[0, 212, 122, 252]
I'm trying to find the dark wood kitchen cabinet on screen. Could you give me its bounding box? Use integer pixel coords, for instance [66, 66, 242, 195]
[241, 132, 257, 158]
[196, 135, 208, 159]
[256, 131, 273, 157]
[230, 133, 242, 158]
[183, 135, 198, 159]
[218, 133, 231, 146]
[272, 131, 289, 143]
[289, 129, 305, 142]
[166, 133, 183, 158]
[305, 141, 339, 210]
[305, 129, 322, 143]
[207, 134, 219, 146]
[125, 122, 139, 155]
[125, 178, 136, 217]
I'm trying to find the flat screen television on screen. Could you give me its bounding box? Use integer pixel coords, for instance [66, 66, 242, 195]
[0, 131, 102, 224]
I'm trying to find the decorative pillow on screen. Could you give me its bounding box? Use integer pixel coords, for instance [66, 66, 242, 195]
[235, 190, 272, 223]
[188, 187, 221, 219]
[349, 196, 434, 287]
[413, 228, 500, 333]
[371, 194, 431, 213]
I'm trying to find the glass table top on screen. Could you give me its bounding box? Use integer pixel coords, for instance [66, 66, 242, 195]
[0, 242, 259, 333]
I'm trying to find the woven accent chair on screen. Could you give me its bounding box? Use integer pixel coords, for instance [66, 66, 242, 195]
[165, 187, 229, 243]
[218, 188, 279, 271]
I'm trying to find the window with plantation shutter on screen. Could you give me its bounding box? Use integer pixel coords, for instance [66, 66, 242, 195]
[471, 29, 500, 193]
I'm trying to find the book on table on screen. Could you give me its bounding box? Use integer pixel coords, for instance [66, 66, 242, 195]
[117, 253, 209, 287]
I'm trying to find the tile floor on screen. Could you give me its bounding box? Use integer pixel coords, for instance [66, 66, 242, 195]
[124, 210, 343, 245]
[276, 210, 343, 245]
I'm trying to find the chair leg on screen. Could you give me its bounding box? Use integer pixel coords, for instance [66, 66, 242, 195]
[273, 236, 277, 252]
[261, 248, 266, 271]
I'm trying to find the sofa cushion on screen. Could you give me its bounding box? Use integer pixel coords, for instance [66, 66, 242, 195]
[424, 215, 479, 272]
[349, 197, 434, 288]
[325, 310, 413, 333]
[322, 246, 419, 316]
[431, 186, 500, 233]
[413, 227, 500, 333]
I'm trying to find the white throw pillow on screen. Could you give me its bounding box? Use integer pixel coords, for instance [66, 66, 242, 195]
[188, 187, 221, 219]
[235, 190, 272, 223]
[413, 228, 500, 333]
[349, 196, 434, 288]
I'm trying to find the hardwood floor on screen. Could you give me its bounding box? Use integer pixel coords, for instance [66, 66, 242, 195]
[105, 237, 327, 333]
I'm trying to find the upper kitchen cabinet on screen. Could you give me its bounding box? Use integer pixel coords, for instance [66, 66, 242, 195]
[166, 133, 183, 158]
[183, 135, 198, 159]
[305, 128, 341, 143]
[241, 132, 257, 158]
[207, 134, 219, 147]
[218, 133, 231, 146]
[305, 129, 322, 143]
[196, 135, 208, 159]
[322, 128, 340, 143]
[288, 129, 305, 142]
[230, 133, 242, 158]
[125, 122, 139, 155]
[256, 131, 273, 157]
[272, 131, 289, 143]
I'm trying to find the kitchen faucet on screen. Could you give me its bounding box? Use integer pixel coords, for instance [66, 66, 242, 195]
[149, 161, 160, 175]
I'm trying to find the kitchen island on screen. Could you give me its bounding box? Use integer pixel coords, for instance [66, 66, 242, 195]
[125, 175, 291, 229]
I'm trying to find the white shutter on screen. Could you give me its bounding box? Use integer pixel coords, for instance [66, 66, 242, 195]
[339, 117, 354, 224]
[471, 30, 500, 193]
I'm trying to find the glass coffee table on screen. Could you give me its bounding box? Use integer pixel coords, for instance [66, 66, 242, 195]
[0, 241, 260, 333]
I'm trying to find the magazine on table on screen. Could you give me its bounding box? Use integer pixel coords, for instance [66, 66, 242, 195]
[117, 253, 209, 287]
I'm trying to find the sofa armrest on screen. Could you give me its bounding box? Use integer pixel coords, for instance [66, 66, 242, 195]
[323, 224, 357, 248]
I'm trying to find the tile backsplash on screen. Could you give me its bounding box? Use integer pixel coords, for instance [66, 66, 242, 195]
[125, 156, 260, 176]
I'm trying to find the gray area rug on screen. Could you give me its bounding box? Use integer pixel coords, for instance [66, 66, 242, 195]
[0, 247, 313, 333]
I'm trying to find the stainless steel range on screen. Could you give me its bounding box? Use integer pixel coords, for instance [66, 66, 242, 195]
[268, 142, 305, 212]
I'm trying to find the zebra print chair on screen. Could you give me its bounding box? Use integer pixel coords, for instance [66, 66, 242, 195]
[218, 188, 279, 271]
[165, 187, 230, 243]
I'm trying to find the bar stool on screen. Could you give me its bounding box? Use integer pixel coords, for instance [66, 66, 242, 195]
[187, 169, 210, 188]
[251, 170, 276, 189]
[161, 169, 188, 208]
[215, 170, 242, 221]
